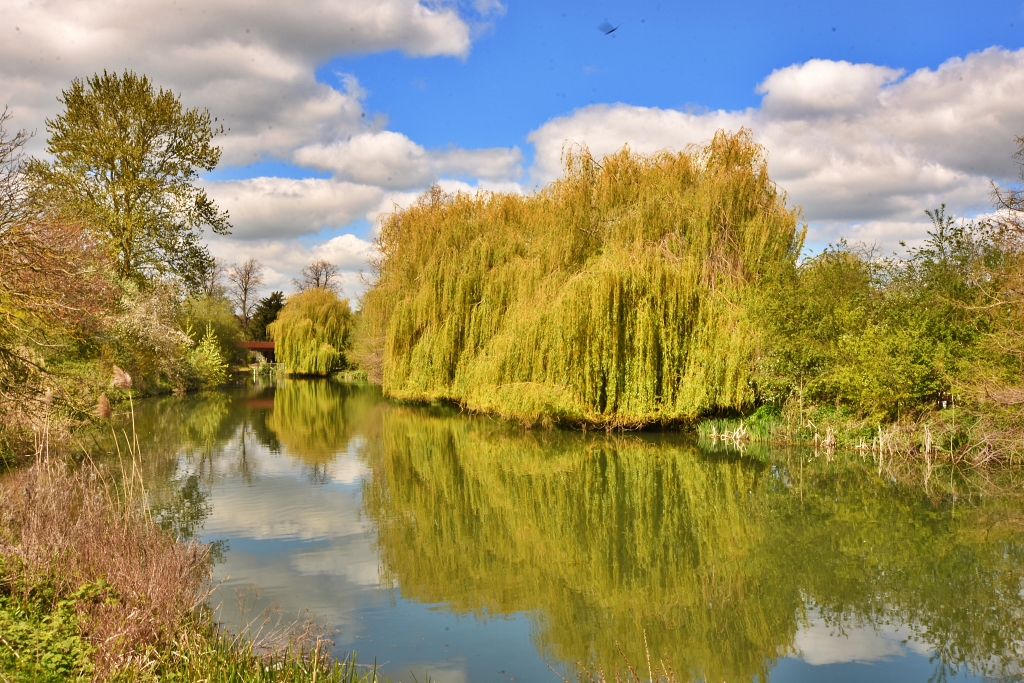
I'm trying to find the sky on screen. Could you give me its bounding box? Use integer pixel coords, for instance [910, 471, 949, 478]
[3, 0, 1024, 298]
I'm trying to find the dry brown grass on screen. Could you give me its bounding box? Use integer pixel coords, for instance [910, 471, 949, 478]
[0, 455, 210, 678]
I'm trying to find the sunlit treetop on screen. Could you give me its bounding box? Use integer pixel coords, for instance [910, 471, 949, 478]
[26, 70, 230, 289]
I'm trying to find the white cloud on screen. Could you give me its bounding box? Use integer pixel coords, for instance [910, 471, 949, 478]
[294, 131, 522, 189]
[2, 0, 526, 291]
[793, 612, 929, 666]
[527, 48, 1024, 248]
[206, 232, 377, 300]
[757, 60, 903, 118]
[1, 0, 473, 163]
[204, 177, 385, 240]
[200, 174, 527, 299]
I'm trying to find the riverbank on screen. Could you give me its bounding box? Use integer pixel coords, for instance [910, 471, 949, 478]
[694, 400, 1023, 475]
[0, 456, 379, 682]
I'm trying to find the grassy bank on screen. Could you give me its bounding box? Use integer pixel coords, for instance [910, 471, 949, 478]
[0, 457, 381, 682]
[695, 400, 1015, 475]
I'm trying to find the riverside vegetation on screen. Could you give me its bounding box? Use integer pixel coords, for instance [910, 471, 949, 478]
[359, 130, 1024, 466]
[4, 68, 1024, 682]
[0, 451, 386, 682]
[0, 71, 352, 463]
[0, 71, 357, 682]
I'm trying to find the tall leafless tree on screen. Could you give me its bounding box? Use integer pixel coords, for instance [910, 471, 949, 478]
[198, 257, 227, 298]
[0, 107, 34, 234]
[992, 134, 1024, 234]
[293, 259, 341, 293]
[228, 258, 264, 328]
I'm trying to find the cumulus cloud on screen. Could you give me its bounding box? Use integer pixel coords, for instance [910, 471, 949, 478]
[203, 177, 385, 240]
[1, 0, 473, 163]
[206, 232, 377, 300]
[528, 48, 1024, 248]
[294, 131, 522, 189]
[2, 0, 528, 291]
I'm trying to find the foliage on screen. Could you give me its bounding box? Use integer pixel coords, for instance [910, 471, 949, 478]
[361, 130, 803, 427]
[268, 289, 354, 375]
[249, 291, 286, 341]
[755, 206, 1023, 440]
[0, 454, 388, 682]
[183, 293, 244, 365]
[0, 580, 96, 681]
[104, 281, 194, 394]
[0, 109, 115, 446]
[188, 324, 230, 389]
[0, 460, 210, 678]
[24, 70, 230, 288]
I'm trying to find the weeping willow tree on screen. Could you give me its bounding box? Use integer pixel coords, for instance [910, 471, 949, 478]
[360, 130, 804, 426]
[268, 289, 353, 375]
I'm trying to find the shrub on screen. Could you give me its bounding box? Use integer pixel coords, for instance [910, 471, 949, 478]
[182, 293, 244, 365]
[188, 324, 229, 389]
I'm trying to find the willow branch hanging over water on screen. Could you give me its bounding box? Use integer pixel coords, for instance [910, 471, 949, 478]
[360, 130, 804, 427]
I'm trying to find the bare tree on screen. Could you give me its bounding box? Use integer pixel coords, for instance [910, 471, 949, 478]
[293, 259, 341, 293]
[0, 107, 35, 234]
[198, 257, 227, 298]
[227, 258, 264, 328]
[992, 134, 1024, 234]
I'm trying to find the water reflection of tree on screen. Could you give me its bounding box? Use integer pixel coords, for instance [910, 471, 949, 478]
[112, 380, 383, 540]
[265, 379, 379, 475]
[101, 389, 261, 545]
[362, 409, 1024, 682]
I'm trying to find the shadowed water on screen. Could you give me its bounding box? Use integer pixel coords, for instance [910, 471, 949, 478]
[102, 378, 1024, 683]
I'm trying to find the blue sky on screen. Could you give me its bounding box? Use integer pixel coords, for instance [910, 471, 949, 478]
[5, 0, 1024, 293]
[323, 0, 1023, 156]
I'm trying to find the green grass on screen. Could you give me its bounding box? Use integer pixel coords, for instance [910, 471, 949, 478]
[0, 582, 384, 682]
[0, 581, 95, 682]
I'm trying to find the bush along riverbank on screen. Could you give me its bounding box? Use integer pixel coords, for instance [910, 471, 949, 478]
[358, 129, 1024, 467]
[0, 454, 384, 682]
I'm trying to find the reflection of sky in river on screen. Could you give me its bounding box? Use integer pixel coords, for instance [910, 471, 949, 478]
[185, 429, 562, 683]
[145, 388, 1000, 683]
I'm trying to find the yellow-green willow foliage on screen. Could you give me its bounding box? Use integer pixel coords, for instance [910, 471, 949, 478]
[360, 130, 803, 426]
[268, 289, 353, 375]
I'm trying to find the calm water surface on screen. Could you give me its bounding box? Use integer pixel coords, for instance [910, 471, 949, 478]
[110, 379, 1024, 683]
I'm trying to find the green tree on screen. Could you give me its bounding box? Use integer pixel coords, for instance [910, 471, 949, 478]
[248, 291, 285, 341]
[181, 293, 243, 365]
[26, 70, 230, 288]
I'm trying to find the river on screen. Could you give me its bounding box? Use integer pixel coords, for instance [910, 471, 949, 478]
[99, 377, 1024, 683]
